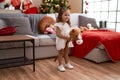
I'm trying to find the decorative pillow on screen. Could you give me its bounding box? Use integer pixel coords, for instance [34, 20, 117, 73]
[79, 15, 98, 28]
[38, 16, 56, 34]
[1, 17, 33, 35]
[0, 26, 16, 36]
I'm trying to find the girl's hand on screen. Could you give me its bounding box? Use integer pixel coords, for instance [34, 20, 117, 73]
[65, 37, 71, 41]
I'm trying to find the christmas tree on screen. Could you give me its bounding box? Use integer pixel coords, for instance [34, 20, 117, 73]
[39, 0, 70, 14]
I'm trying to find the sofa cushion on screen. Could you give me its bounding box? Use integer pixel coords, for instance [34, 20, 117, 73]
[37, 34, 56, 46]
[0, 17, 33, 35]
[79, 15, 98, 28]
[25, 35, 40, 47]
[70, 13, 80, 27]
[0, 34, 55, 49]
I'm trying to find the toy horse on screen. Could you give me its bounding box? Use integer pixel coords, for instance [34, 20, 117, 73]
[54, 27, 83, 61]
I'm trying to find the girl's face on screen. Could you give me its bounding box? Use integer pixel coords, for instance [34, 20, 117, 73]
[62, 10, 70, 22]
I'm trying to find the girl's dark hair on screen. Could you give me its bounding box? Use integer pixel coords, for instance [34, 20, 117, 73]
[57, 7, 71, 26]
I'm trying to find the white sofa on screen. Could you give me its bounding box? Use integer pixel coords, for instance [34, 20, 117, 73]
[0, 13, 57, 59]
[0, 13, 82, 59]
[0, 13, 110, 63]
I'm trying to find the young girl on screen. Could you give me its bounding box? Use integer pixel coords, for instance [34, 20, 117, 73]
[54, 7, 73, 72]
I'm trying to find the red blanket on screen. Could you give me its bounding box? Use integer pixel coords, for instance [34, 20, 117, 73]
[70, 30, 120, 62]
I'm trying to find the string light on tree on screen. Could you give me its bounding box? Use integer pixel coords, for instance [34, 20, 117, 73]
[39, 0, 70, 14]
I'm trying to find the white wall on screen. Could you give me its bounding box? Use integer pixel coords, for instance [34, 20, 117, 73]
[69, 0, 82, 13]
[4, 0, 82, 13]
[32, 0, 42, 8]
[33, 0, 82, 13]
[4, 0, 42, 7]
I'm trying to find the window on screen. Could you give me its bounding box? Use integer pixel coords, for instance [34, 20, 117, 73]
[82, 0, 120, 32]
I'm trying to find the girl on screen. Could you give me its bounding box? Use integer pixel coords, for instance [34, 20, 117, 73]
[54, 7, 73, 72]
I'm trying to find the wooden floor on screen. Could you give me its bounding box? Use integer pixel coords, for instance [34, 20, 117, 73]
[0, 56, 120, 80]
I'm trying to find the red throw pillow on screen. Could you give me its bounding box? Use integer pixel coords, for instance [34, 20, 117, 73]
[0, 26, 16, 36]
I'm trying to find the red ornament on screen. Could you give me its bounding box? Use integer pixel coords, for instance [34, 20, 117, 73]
[85, 1, 88, 5]
[85, 10, 88, 14]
